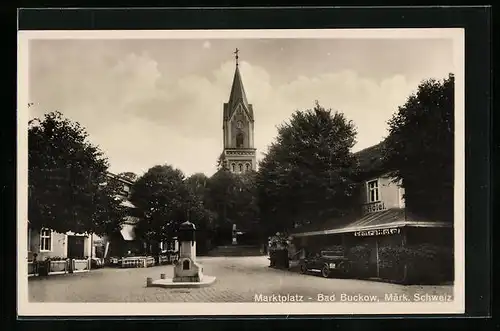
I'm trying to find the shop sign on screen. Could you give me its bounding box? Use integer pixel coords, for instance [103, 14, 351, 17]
[362, 201, 387, 214]
[354, 227, 401, 237]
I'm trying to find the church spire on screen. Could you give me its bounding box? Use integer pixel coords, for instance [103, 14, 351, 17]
[220, 48, 257, 174]
[228, 48, 249, 110]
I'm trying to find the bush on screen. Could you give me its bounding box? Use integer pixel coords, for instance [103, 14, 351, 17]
[378, 246, 406, 282]
[405, 244, 453, 284]
[379, 244, 453, 284]
[347, 244, 371, 278]
[321, 245, 345, 254]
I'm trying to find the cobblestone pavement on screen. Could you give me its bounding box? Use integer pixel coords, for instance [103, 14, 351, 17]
[28, 256, 453, 303]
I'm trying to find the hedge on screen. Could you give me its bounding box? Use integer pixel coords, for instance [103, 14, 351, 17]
[379, 244, 454, 284]
[347, 243, 453, 284]
[347, 244, 372, 278]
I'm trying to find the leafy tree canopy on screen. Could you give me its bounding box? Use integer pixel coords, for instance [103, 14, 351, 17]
[130, 165, 188, 241]
[185, 173, 209, 202]
[131, 165, 214, 242]
[232, 170, 260, 231]
[383, 73, 454, 222]
[28, 111, 118, 234]
[205, 169, 240, 227]
[257, 102, 359, 235]
[91, 179, 128, 237]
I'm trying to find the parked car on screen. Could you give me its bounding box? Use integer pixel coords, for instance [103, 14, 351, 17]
[300, 250, 351, 278]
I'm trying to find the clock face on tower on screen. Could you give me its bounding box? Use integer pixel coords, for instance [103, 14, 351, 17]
[236, 120, 243, 129]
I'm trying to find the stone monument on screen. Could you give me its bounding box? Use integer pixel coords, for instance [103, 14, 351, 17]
[173, 221, 203, 282]
[146, 221, 216, 288]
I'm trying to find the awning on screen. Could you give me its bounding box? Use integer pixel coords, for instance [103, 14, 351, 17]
[120, 223, 136, 241]
[119, 200, 136, 208]
[291, 208, 451, 238]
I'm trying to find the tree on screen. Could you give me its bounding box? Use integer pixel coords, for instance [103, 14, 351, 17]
[383, 74, 454, 223]
[90, 180, 128, 237]
[233, 170, 261, 244]
[257, 102, 359, 235]
[130, 165, 215, 256]
[130, 165, 189, 246]
[203, 169, 261, 245]
[216, 152, 227, 170]
[184, 172, 217, 252]
[91, 172, 139, 238]
[185, 173, 209, 203]
[205, 169, 239, 226]
[233, 170, 260, 232]
[28, 111, 117, 234]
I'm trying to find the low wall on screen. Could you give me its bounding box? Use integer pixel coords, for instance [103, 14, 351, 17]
[73, 259, 90, 272]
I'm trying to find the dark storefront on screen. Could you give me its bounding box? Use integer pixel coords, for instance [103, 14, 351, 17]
[291, 208, 453, 284]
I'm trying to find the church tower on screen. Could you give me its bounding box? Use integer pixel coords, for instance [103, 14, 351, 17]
[221, 49, 257, 174]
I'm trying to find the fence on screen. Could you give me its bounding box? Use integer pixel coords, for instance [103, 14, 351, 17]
[28, 258, 91, 277]
[121, 256, 155, 268]
[159, 253, 178, 265]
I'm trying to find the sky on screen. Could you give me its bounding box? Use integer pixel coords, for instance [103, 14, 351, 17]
[28, 37, 454, 177]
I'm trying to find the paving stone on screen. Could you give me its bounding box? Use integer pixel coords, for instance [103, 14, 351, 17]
[28, 256, 453, 303]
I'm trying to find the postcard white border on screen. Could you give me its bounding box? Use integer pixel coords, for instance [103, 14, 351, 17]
[17, 28, 465, 316]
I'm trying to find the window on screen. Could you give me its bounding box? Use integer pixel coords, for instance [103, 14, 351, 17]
[236, 132, 244, 148]
[40, 228, 52, 252]
[231, 163, 236, 172]
[367, 180, 379, 202]
[239, 163, 243, 172]
[246, 163, 250, 171]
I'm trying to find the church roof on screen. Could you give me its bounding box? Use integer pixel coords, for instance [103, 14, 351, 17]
[224, 65, 254, 121]
[229, 66, 248, 108]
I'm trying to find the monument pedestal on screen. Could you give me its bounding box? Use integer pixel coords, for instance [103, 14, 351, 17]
[172, 257, 204, 282]
[145, 221, 216, 289]
[147, 275, 217, 288]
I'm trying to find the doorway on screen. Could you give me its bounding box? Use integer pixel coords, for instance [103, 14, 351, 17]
[67, 236, 86, 259]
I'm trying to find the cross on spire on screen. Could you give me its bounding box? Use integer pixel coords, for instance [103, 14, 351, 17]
[234, 48, 239, 66]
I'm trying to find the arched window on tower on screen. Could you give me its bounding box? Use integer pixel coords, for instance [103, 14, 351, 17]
[239, 164, 243, 172]
[246, 163, 250, 172]
[236, 132, 244, 148]
[231, 163, 236, 172]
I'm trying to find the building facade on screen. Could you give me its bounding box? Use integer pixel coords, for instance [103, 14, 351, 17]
[290, 142, 453, 284]
[28, 227, 98, 262]
[27, 172, 138, 262]
[220, 54, 257, 174]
